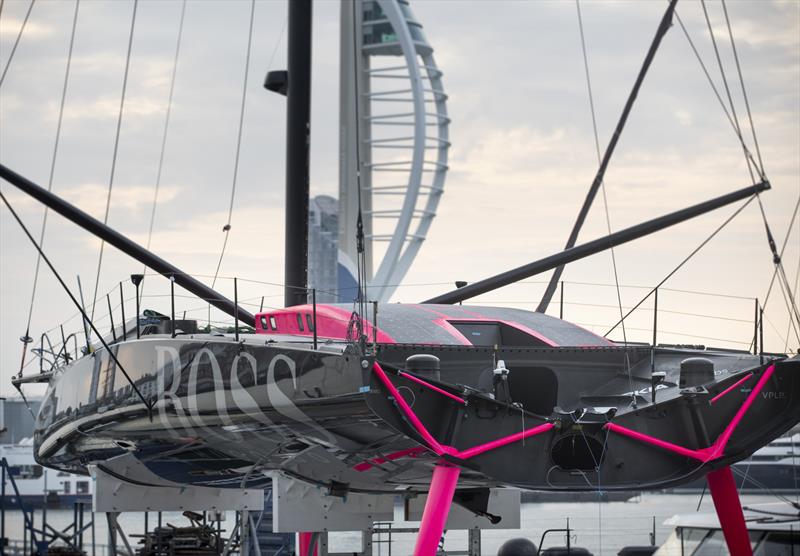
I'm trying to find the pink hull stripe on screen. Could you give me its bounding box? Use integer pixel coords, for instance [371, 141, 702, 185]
[354, 447, 427, 472]
[399, 372, 467, 405]
[710, 372, 754, 405]
[605, 364, 776, 463]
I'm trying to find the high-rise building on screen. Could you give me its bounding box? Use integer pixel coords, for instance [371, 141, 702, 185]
[308, 195, 343, 302]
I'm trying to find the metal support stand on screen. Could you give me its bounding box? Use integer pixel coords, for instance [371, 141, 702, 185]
[706, 466, 753, 556]
[413, 462, 461, 556]
[240, 510, 250, 556]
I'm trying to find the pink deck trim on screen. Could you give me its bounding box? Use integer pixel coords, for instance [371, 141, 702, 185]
[605, 364, 777, 463]
[354, 447, 427, 472]
[399, 372, 467, 405]
[254, 304, 397, 344]
[454, 423, 554, 460]
[413, 463, 461, 556]
[429, 318, 473, 345]
[710, 372, 754, 405]
[372, 362, 447, 455]
[706, 467, 753, 556]
[436, 317, 558, 347]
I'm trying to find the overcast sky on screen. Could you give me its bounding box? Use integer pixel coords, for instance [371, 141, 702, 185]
[1, 0, 798, 398]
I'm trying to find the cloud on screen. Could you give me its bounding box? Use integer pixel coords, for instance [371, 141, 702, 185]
[57, 183, 181, 216]
[0, 18, 53, 39]
[56, 95, 167, 122]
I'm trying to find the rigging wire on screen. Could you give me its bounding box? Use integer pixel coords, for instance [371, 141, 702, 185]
[785, 248, 800, 353]
[351, 0, 368, 349]
[678, 2, 798, 351]
[699, 0, 759, 184]
[209, 0, 256, 293]
[140, 0, 187, 299]
[576, 0, 625, 330]
[1, 189, 152, 413]
[576, 5, 623, 542]
[575, 0, 631, 390]
[537, 0, 679, 314]
[89, 0, 138, 321]
[720, 0, 765, 177]
[605, 196, 756, 337]
[673, 11, 761, 176]
[19, 0, 80, 375]
[775, 267, 800, 346]
[0, 0, 34, 88]
[750, 194, 800, 356]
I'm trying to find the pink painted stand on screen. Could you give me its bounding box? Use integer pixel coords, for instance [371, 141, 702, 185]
[413, 462, 461, 556]
[706, 467, 753, 556]
[298, 532, 318, 556]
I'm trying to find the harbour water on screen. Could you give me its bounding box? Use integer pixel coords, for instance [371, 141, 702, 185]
[1, 492, 791, 554]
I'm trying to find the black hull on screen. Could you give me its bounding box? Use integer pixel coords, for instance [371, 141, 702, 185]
[33, 335, 800, 497]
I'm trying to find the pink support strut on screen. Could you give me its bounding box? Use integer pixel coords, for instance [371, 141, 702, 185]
[372, 362, 447, 455]
[604, 422, 708, 461]
[454, 423, 554, 460]
[604, 364, 776, 463]
[298, 532, 318, 556]
[706, 467, 753, 556]
[413, 462, 461, 556]
[399, 372, 467, 405]
[710, 364, 775, 459]
[710, 373, 754, 405]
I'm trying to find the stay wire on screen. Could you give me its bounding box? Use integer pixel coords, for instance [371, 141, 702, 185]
[0, 0, 34, 88]
[754, 192, 800, 338]
[210, 0, 256, 291]
[22, 0, 79, 359]
[605, 196, 755, 337]
[90, 0, 138, 321]
[774, 266, 800, 346]
[1, 189, 152, 413]
[537, 0, 679, 314]
[141, 0, 187, 298]
[785, 250, 800, 353]
[351, 0, 368, 343]
[700, 0, 758, 184]
[576, 0, 632, 405]
[721, 0, 765, 177]
[754, 194, 800, 332]
[673, 10, 762, 179]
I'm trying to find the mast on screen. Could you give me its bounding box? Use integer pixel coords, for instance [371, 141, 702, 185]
[283, 0, 313, 308]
